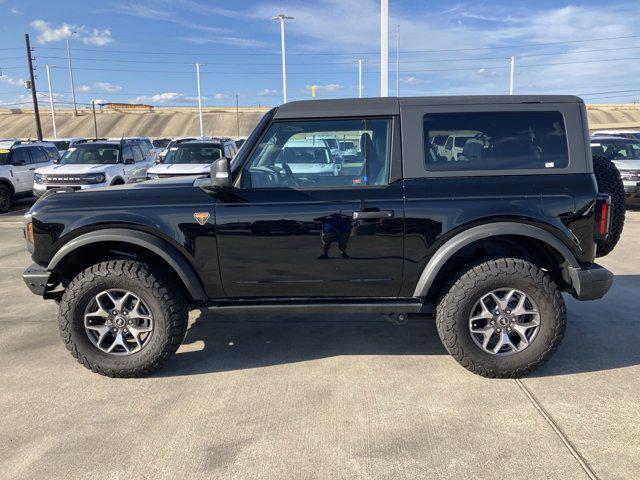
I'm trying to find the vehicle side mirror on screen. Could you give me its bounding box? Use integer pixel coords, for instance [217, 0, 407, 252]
[210, 157, 231, 188]
[123, 157, 135, 165]
[53, 158, 60, 164]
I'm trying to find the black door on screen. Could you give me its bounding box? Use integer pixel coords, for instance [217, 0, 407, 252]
[215, 116, 404, 299]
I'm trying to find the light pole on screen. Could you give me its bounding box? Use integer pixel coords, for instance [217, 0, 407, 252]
[91, 100, 98, 139]
[355, 59, 364, 98]
[509, 55, 515, 95]
[45, 65, 57, 138]
[235, 93, 240, 139]
[195, 62, 204, 139]
[272, 14, 293, 104]
[66, 37, 78, 116]
[395, 24, 400, 97]
[380, 0, 389, 97]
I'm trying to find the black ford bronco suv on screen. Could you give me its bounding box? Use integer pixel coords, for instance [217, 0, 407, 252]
[22, 96, 622, 378]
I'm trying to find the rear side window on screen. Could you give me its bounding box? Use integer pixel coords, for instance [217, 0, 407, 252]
[423, 111, 569, 171]
[29, 147, 48, 164]
[132, 146, 144, 162]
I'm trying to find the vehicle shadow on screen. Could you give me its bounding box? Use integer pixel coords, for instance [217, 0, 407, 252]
[158, 275, 640, 379]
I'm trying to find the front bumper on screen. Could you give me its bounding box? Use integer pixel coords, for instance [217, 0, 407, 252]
[33, 182, 108, 197]
[566, 263, 614, 301]
[23, 263, 54, 296]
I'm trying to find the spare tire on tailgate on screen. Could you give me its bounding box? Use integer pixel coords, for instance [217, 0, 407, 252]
[592, 155, 625, 257]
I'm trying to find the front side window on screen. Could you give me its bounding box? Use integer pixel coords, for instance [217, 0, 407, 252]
[28, 147, 48, 164]
[61, 145, 120, 165]
[424, 111, 569, 171]
[11, 148, 30, 166]
[132, 146, 144, 162]
[241, 118, 392, 189]
[164, 145, 222, 164]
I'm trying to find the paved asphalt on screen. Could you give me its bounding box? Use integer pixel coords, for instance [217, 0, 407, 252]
[1, 199, 638, 480]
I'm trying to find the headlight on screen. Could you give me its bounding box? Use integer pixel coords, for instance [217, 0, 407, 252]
[147, 173, 159, 180]
[83, 173, 106, 184]
[34, 173, 43, 184]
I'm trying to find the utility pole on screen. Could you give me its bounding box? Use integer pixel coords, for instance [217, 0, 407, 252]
[45, 65, 57, 138]
[395, 24, 400, 97]
[91, 101, 98, 138]
[66, 38, 77, 116]
[272, 14, 293, 104]
[380, 0, 389, 97]
[355, 59, 364, 98]
[509, 55, 515, 95]
[25, 34, 42, 141]
[235, 93, 240, 139]
[195, 62, 204, 139]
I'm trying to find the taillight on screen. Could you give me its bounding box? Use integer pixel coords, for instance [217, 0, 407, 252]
[594, 194, 611, 241]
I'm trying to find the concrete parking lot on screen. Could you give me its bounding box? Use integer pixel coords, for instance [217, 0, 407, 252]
[1, 200, 638, 480]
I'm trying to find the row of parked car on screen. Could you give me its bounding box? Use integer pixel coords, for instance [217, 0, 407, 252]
[589, 130, 640, 205]
[0, 136, 246, 212]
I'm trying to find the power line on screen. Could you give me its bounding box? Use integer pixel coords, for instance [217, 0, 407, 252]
[31, 33, 640, 57]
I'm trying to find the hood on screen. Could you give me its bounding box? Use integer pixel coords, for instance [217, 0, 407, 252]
[147, 163, 210, 175]
[35, 163, 111, 175]
[612, 159, 640, 171]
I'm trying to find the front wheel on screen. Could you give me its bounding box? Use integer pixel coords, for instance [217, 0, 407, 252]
[58, 260, 188, 377]
[436, 258, 566, 378]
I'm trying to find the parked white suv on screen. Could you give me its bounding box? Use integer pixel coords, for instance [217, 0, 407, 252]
[0, 141, 59, 212]
[146, 138, 237, 179]
[33, 139, 155, 197]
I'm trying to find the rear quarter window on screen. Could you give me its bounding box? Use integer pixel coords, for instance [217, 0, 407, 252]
[423, 111, 569, 171]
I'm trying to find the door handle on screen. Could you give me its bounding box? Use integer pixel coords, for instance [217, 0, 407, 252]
[29, 168, 36, 171]
[353, 210, 394, 220]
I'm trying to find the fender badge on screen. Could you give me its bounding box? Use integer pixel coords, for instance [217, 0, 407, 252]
[193, 212, 210, 225]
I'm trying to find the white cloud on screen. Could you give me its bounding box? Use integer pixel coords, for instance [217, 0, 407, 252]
[304, 84, 344, 93]
[130, 92, 202, 104]
[0, 73, 25, 87]
[9, 6, 21, 15]
[179, 35, 268, 48]
[213, 93, 229, 99]
[77, 84, 92, 93]
[93, 82, 122, 93]
[30, 20, 113, 46]
[91, 99, 108, 105]
[255, 88, 277, 97]
[400, 76, 422, 85]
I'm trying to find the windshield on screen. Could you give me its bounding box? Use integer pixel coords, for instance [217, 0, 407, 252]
[594, 141, 640, 161]
[0, 149, 9, 165]
[164, 145, 222, 165]
[52, 141, 70, 151]
[60, 145, 120, 165]
[153, 139, 170, 149]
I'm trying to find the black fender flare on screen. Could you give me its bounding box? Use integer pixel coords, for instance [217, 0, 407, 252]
[412, 222, 580, 298]
[0, 177, 15, 195]
[48, 228, 207, 302]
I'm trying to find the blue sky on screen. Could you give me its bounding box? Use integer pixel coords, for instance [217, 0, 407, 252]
[0, 0, 639, 107]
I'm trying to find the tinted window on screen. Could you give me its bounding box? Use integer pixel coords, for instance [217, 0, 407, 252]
[242, 118, 391, 189]
[424, 112, 569, 171]
[122, 146, 134, 162]
[43, 146, 60, 160]
[152, 139, 170, 149]
[591, 140, 640, 160]
[61, 145, 120, 165]
[137, 142, 150, 156]
[164, 145, 222, 164]
[29, 147, 48, 164]
[52, 141, 70, 151]
[11, 148, 30, 166]
[132, 146, 144, 162]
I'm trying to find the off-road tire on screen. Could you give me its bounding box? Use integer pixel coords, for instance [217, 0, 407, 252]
[593, 155, 625, 257]
[436, 258, 566, 378]
[58, 260, 188, 377]
[0, 185, 12, 213]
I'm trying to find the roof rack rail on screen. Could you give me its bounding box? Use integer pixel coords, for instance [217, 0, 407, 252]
[76, 138, 109, 144]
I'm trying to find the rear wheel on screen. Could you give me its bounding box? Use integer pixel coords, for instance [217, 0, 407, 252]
[58, 260, 188, 377]
[436, 258, 566, 378]
[593, 155, 625, 257]
[0, 185, 12, 213]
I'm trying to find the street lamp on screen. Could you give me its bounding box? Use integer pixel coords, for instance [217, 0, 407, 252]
[272, 14, 294, 104]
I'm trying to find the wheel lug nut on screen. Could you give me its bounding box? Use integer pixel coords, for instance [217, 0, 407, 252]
[496, 328, 502, 333]
[506, 310, 511, 314]
[490, 320, 496, 325]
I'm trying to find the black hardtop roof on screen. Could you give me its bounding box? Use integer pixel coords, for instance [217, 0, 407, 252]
[75, 140, 120, 147]
[274, 95, 584, 119]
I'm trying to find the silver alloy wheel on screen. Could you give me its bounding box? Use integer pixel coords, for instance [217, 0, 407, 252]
[468, 288, 540, 356]
[84, 289, 154, 355]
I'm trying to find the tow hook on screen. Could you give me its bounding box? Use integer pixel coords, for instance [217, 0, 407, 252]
[382, 313, 408, 325]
